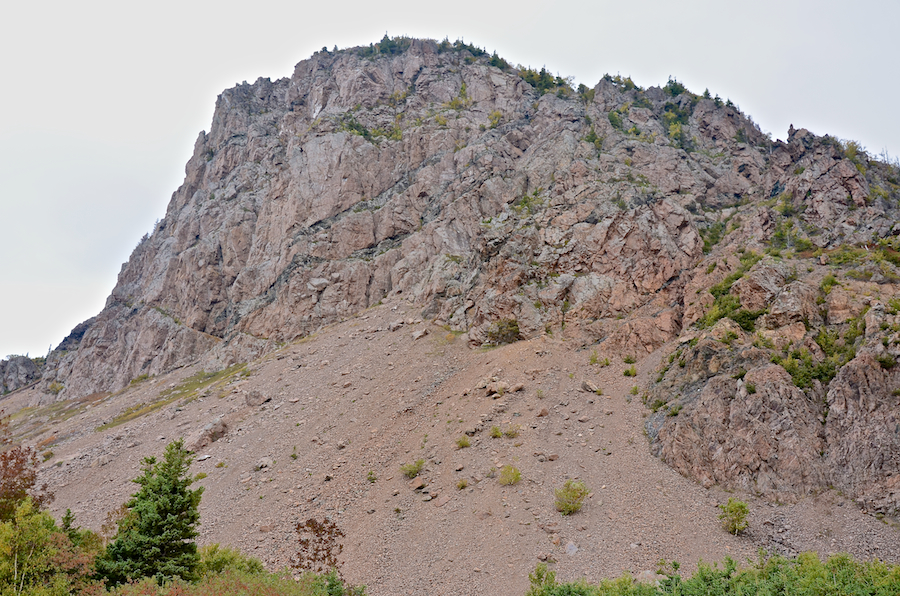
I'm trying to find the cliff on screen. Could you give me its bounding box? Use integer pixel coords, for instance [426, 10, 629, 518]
[17, 37, 900, 516]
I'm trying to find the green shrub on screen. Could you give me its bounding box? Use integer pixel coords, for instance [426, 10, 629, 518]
[701, 221, 726, 253]
[113, 568, 364, 596]
[455, 436, 471, 449]
[486, 319, 520, 345]
[400, 459, 424, 479]
[607, 110, 623, 130]
[498, 465, 521, 486]
[623, 365, 637, 377]
[0, 499, 104, 594]
[503, 424, 521, 438]
[366, 470, 376, 483]
[718, 497, 749, 535]
[771, 349, 837, 389]
[554, 480, 589, 515]
[457, 479, 468, 490]
[527, 552, 900, 596]
[623, 355, 636, 364]
[197, 544, 263, 577]
[489, 426, 503, 438]
[877, 353, 896, 369]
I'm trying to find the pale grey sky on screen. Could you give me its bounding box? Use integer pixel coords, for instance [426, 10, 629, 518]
[1, 0, 897, 359]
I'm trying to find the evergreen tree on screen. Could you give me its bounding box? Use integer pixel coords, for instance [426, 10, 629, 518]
[95, 439, 203, 587]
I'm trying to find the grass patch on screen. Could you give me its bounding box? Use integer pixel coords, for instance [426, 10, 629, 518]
[503, 424, 521, 438]
[555, 480, 589, 515]
[96, 364, 246, 432]
[498, 465, 521, 485]
[400, 459, 425, 479]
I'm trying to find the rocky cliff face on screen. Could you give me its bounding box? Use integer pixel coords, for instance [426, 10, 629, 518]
[27, 38, 900, 515]
[0, 356, 41, 395]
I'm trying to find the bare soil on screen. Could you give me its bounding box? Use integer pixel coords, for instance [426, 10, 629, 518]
[6, 297, 899, 595]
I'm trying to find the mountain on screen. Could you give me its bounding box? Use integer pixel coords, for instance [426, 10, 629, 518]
[2, 37, 899, 590]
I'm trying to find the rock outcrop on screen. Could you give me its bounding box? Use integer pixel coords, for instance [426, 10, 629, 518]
[0, 356, 41, 395]
[21, 37, 900, 517]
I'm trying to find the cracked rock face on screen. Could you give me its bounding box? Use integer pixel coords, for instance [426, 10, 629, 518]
[0, 356, 41, 394]
[22, 38, 900, 517]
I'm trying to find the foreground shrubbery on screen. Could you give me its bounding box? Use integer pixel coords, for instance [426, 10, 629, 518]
[0, 434, 365, 595]
[526, 552, 900, 596]
[110, 569, 363, 596]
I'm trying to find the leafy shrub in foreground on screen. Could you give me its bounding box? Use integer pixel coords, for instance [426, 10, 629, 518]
[197, 543, 263, 577]
[111, 568, 365, 596]
[526, 551, 900, 596]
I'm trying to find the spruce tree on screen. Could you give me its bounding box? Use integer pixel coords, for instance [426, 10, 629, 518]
[96, 439, 203, 586]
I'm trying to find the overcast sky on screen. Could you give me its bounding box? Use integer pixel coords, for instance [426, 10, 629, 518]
[1, 0, 898, 359]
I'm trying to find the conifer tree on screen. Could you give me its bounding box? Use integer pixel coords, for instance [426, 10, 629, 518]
[95, 439, 203, 586]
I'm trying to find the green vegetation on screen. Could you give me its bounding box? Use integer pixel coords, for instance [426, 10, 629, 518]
[437, 38, 487, 58]
[701, 221, 726, 254]
[700, 251, 765, 330]
[623, 366, 637, 377]
[518, 67, 570, 95]
[771, 349, 838, 390]
[767, 316, 866, 389]
[503, 424, 521, 439]
[717, 498, 749, 535]
[196, 544, 263, 576]
[129, 374, 150, 386]
[623, 355, 636, 364]
[0, 426, 360, 595]
[514, 190, 545, 216]
[400, 459, 425, 479]
[498, 465, 521, 486]
[820, 274, 839, 294]
[0, 499, 103, 595]
[554, 480, 589, 515]
[485, 319, 521, 345]
[490, 426, 503, 439]
[663, 77, 688, 97]
[113, 568, 363, 596]
[583, 127, 603, 153]
[356, 34, 412, 58]
[577, 83, 595, 104]
[603, 74, 638, 91]
[96, 439, 204, 586]
[662, 101, 692, 150]
[526, 552, 900, 596]
[97, 364, 247, 431]
[455, 435, 471, 449]
[607, 110, 623, 130]
[457, 479, 468, 490]
[489, 51, 511, 70]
